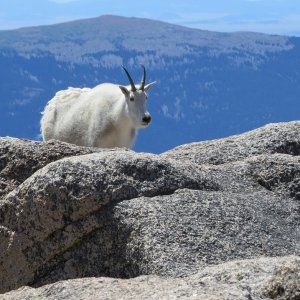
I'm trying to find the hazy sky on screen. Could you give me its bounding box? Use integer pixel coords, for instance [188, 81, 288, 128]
[1, 0, 300, 36]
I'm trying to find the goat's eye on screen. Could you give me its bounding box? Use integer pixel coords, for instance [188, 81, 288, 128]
[130, 96, 134, 102]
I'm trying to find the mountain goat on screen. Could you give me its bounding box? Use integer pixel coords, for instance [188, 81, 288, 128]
[41, 65, 156, 148]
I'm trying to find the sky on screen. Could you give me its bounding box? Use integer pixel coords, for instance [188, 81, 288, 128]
[1, 0, 300, 36]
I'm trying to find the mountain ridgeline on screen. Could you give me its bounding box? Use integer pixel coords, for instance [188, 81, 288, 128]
[0, 15, 300, 152]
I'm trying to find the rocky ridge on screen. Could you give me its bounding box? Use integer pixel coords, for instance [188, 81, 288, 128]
[1, 121, 300, 299]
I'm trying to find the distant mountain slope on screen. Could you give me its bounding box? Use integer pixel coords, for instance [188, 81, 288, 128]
[0, 15, 299, 153]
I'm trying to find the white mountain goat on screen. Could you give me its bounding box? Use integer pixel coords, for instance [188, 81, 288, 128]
[41, 65, 156, 148]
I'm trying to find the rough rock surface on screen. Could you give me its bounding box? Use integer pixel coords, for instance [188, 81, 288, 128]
[161, 121, 300, 164]
[3, 256, 300, 300]
[0, 137, 106, 198]
[0, 121, 300, 298]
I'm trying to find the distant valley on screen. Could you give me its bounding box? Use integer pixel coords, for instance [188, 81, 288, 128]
[0, 15, 300, 153]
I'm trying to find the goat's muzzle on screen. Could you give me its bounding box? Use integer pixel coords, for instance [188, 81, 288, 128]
[142, 115, 152, 125]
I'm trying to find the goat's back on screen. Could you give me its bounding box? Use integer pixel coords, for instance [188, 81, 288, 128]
[41, 87, 91, 141]
[43, 87, 91, 113]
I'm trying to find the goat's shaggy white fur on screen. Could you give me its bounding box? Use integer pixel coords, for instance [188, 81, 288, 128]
[41, 66, 156, 148]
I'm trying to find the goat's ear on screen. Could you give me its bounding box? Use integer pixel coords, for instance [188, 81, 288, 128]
[144, 81, 157, 92]
[119, 86, 130, 96]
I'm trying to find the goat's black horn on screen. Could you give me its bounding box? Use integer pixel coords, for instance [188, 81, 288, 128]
[140, 64, 146, 91]
[122, 66, 136, 92]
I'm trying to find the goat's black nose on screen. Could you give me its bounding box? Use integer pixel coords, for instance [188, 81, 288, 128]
[142, 115, 152, 124]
